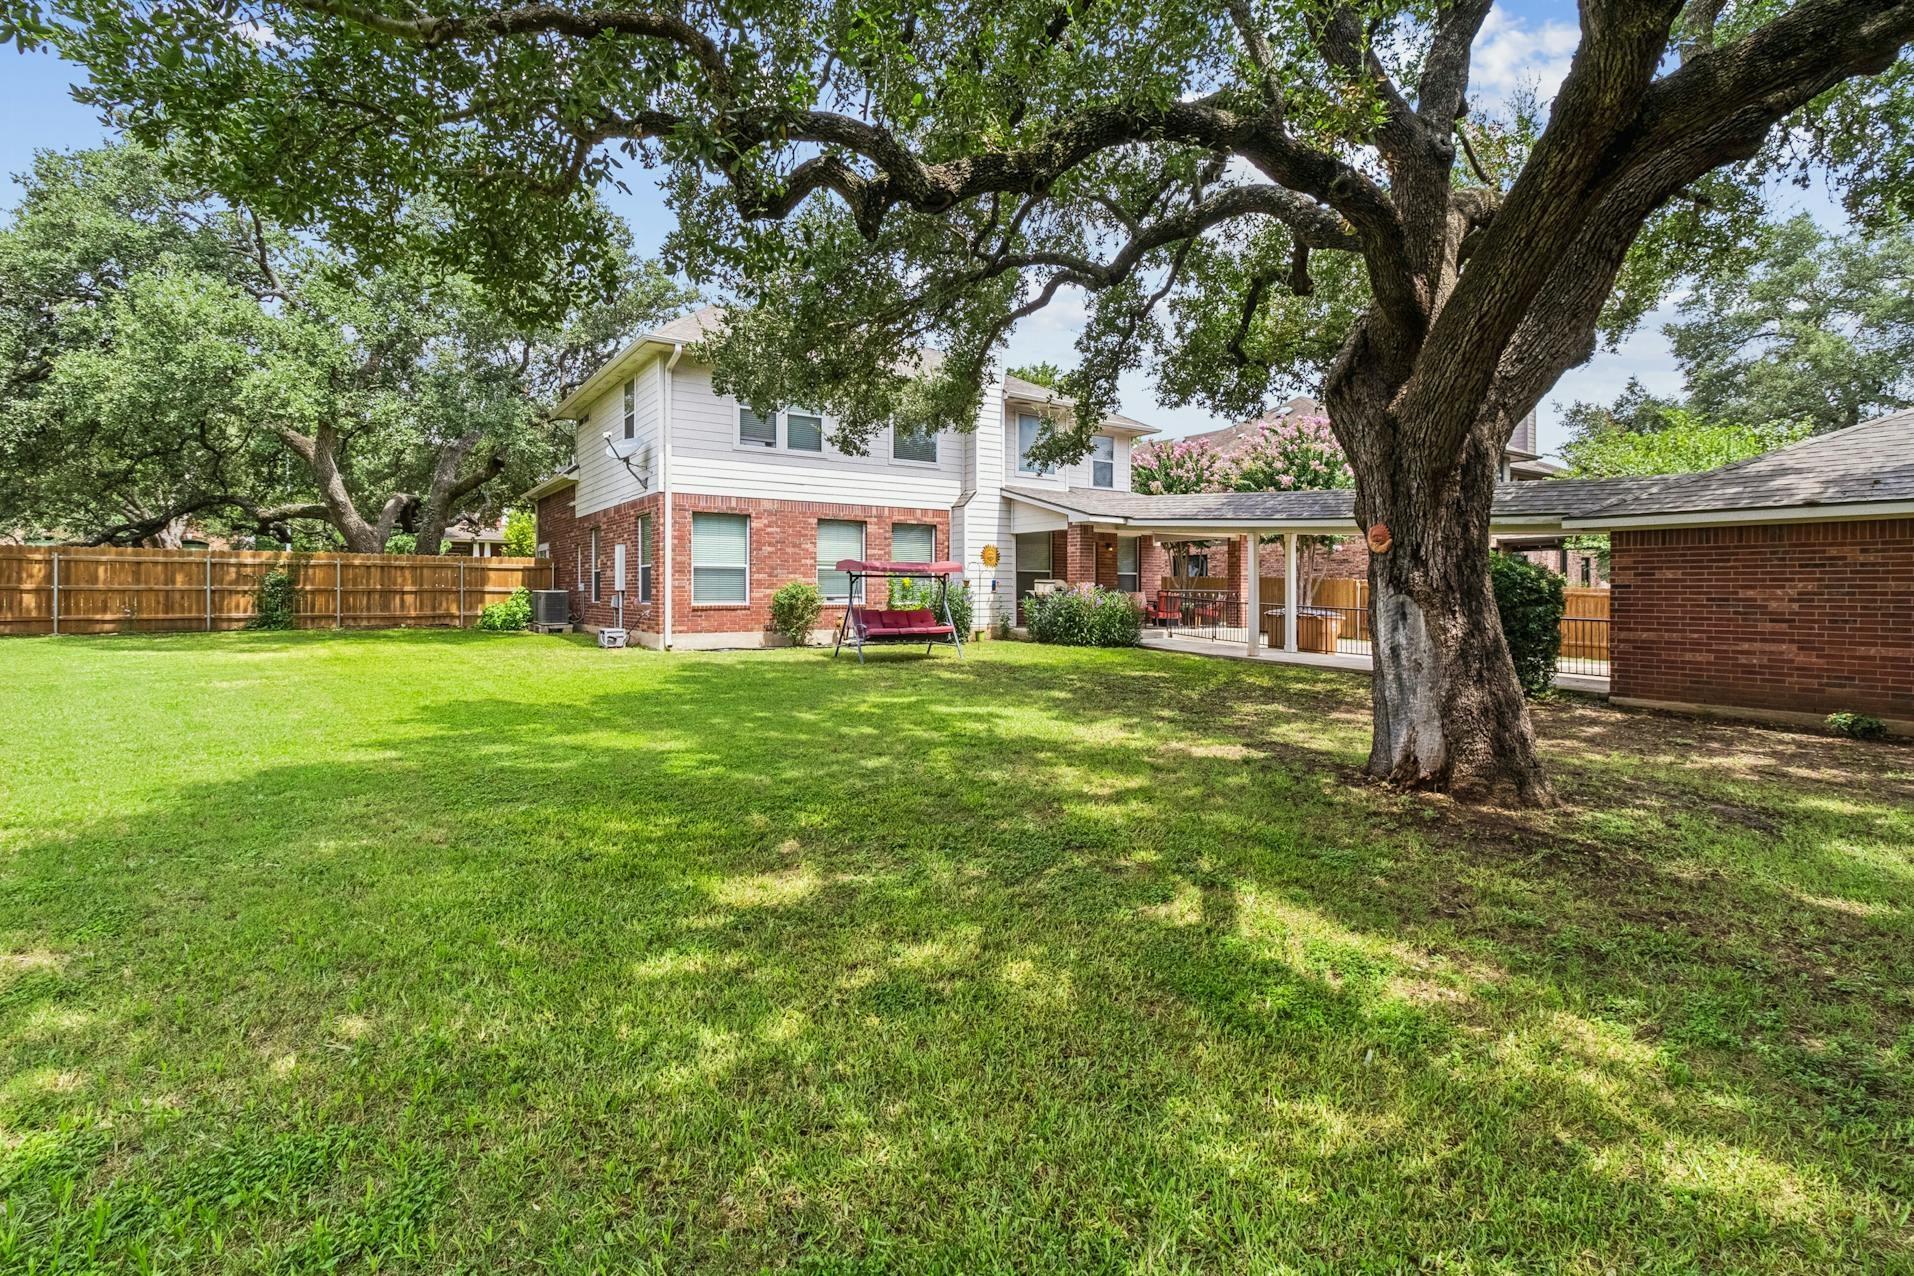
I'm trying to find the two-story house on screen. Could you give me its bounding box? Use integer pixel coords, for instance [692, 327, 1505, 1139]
[524, 307, 1161, 647]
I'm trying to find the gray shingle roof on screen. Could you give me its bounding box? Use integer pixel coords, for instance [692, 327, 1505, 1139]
[1579, 409, 1914, 518]
[1013, 412, 1914, 530]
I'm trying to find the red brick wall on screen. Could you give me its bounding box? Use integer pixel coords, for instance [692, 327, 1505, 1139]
[671, 494, 950, 637]
[539, 490, 947, 642]
[536, 489, 664, 633]
[1611, 519, 1914, 721]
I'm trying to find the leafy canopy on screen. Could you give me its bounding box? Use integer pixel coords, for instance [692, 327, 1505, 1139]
[9, 0, 1910, 471]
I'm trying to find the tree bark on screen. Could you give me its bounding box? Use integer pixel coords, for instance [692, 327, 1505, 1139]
[1332, 391, 1551, 804]
[410, 429, 504, 556]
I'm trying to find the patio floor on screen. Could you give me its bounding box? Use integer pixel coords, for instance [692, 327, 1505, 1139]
[1139, 629, 1612, 695]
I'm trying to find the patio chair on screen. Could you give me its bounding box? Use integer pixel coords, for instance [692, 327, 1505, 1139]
[1145, 590, 1180, 630]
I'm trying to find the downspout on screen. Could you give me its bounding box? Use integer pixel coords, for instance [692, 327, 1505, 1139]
[661, 342, 683, 649]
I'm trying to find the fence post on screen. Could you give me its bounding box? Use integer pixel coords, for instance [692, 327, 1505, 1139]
[205, 552, 213, 631]
[50, 549, 60, 636]
[335, 556, 343, 630]
[459, 557, 467, 628]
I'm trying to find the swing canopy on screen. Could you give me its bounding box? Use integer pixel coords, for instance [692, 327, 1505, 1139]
[833, 559, 963, 577]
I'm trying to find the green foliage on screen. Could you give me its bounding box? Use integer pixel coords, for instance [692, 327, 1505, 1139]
[0, 142, 690, 550]
[1007, 363, 1065, 391]
[1488, 554, 1565, 698]
[887, 576, 974, 636]
[1827, 712, 1889, 740]
[1564, 417, 1811, 478]
[1669, 216, 1914, 434]
[502, 509, 537, 557]
[769, 581, 823, 647]
[477, 587, 533, 632]
[245, 568, 297, 630]
[1025, 586, 1143, 648]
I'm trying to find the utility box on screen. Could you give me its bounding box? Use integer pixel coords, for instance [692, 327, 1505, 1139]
[597, 628, 628, 650]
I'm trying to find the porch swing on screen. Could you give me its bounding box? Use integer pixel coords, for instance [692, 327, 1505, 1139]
[831, 558, 966, 662]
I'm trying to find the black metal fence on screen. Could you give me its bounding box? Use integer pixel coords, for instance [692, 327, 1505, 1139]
[1556, 615, 1611, 676]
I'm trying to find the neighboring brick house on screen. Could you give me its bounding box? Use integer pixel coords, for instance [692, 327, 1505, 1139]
[525, 307, 1159, 648]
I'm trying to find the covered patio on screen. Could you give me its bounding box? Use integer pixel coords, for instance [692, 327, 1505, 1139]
[1005, 410, 1914, 729]
[1002, 480, 1625, 689]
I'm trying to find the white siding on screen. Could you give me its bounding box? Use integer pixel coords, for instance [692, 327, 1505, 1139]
[574, 352, 663, 517]
[667, 361, 965, 508]
[952, 379, 1015, 633]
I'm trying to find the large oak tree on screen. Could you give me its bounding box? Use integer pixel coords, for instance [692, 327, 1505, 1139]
[13, 0, 1912, 797]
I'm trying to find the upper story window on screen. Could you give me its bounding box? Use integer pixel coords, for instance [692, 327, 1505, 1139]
[1016, 414, 1056, 476]
[893, 426, 938, 464]
[786, 412, 823, 452]
[739, 407, 777, 448]
[1091, 435, 1115, 488]
[622, 379, 636, 440]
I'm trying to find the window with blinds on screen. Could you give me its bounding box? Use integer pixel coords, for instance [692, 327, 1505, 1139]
[1091, 435, 1115, 488]
[817, 520, 865, 602]
[1117, 535, 1140, 592]
[589, 527, 601, 603]
[786, 412, 823, 452]
[691, 513, 749, 604]
[637, 514, 654, 602]
[893, 426, 938, 463]
[738, 408, 777, 447]
[891, 523, 935, 564]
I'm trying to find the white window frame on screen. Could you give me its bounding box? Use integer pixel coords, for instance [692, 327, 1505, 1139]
[738, 406, 778, 449]
[691, 512, 751, 606]
[622, 378, 637, 440]
[637, 513, 654, 603]
[785, 411, 824, 453]
[589, 527, 601, 603]
[1016, 413, 1056, 476]
[1091, 435, 1116, 489]
[817, 519, 866, 603]
[1116, 535, 1140, 592]
[892, 426, 939, 466]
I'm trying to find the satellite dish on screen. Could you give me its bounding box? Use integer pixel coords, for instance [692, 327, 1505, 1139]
[602, 432, 650, 489]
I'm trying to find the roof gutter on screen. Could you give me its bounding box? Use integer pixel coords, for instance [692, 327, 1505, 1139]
[1564, 499, 1914, 531]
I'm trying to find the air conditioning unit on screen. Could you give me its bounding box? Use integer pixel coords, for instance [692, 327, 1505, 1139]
[531, 590, 570, 630]
[1032, 578, 1069, 596]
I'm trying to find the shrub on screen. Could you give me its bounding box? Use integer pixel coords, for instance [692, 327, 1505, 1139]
[885, 576, 974, 636]
[1025, 585, 1142, 648]
[769, 581, 823, 647]
[245, 568, 298, 630]
[1488, 552, 1565, 697]
[1827, 712, 1888, 740]
[477, 586, 533, 631]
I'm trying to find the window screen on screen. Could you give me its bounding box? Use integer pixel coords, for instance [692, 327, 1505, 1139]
[817, 520, 866, 602]
[893, 426, 938, 463]
[1091, 435, 1115, 488]
[1117, 536, 1140, 592]
[738, 408, 776, 448]
[785, 412, 823, 452]
[691, 513, 749, 603]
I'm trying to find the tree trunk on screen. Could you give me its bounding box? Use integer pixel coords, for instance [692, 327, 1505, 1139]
[1348, 421, 1550, 804]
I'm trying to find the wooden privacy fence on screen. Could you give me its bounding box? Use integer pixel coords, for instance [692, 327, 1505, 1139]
[0, 545, 555, 637]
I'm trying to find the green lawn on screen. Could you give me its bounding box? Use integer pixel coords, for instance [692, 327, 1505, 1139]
[0, 631, 1908, 1272]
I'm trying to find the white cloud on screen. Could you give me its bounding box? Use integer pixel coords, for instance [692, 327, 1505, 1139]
[1470, 10, 1579, 105]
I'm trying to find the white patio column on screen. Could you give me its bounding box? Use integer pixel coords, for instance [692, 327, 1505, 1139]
[1283, 532, 1299, 653]
[1244, 532, 1260, 657]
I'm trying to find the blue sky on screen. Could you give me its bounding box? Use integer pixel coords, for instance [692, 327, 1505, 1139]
[0, 12, 1847, 457]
